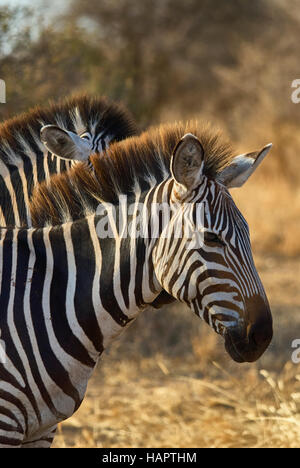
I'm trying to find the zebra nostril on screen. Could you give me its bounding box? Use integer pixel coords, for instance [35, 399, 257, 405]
[244, 295, 273, 354]
[247, 321, 273, 348]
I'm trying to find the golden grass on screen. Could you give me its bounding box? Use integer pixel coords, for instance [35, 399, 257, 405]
[52, 356, 300, 448]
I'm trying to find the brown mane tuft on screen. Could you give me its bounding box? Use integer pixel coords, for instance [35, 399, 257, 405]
[30, 121, 234, 227]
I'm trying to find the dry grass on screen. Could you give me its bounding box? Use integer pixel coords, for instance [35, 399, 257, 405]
[52, 253, 300, 449]
[53, 359, 300, 449]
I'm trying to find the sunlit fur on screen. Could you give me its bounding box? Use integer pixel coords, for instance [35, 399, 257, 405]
[30, 121, 233, 226]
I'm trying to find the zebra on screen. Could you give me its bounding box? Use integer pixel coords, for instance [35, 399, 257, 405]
[0, 95, 137, 227]
[0, 122, 273, 447]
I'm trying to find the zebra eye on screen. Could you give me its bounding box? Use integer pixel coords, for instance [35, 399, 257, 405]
[204, 231, 225, 247]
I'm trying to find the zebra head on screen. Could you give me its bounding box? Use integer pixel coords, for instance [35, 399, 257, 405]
[152, 133, 273, 363]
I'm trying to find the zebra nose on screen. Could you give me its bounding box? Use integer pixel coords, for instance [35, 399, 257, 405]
[242, 299, 273, 361]
[225, 297, 273, 363]
[247, 318, 273, 350]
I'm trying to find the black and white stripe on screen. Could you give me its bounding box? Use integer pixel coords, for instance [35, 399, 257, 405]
[0, 132, 272, 447]
[0, 96, 137, 227]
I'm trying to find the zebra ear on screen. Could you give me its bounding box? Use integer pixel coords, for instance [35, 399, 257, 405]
[217, 143, 272, 188]
[170, 133, 204, 193]
[40, 125, 91, 161]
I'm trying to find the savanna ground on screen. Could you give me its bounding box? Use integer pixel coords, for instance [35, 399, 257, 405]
[53, 180, 300, 449]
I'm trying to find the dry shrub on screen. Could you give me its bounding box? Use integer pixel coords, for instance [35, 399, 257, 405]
[227, 114, 300, 257]
[232, 176, 300, 257]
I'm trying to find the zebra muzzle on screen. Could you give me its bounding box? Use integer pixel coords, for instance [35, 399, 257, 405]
[224, 293, 273, 363]
[224, 317, 273, 363]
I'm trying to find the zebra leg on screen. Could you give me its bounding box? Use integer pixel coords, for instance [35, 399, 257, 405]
[21, 426, 57, 448]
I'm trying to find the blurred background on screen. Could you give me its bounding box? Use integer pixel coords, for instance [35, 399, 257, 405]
[0, 0, 299, 448]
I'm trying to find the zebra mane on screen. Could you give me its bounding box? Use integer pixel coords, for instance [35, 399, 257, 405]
[30, 121, 234, 227]
[0, 94, 138, 167]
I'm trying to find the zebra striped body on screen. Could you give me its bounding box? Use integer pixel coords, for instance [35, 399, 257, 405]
[0, 127, 273, 447]
[0, 96, 137, 227]
[0, 210, 160, 447]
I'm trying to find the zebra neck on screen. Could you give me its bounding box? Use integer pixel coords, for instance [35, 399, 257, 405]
[46, 214, 162, 345]
[0, 201, 165, 353]
[51, 216, 161, 347]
